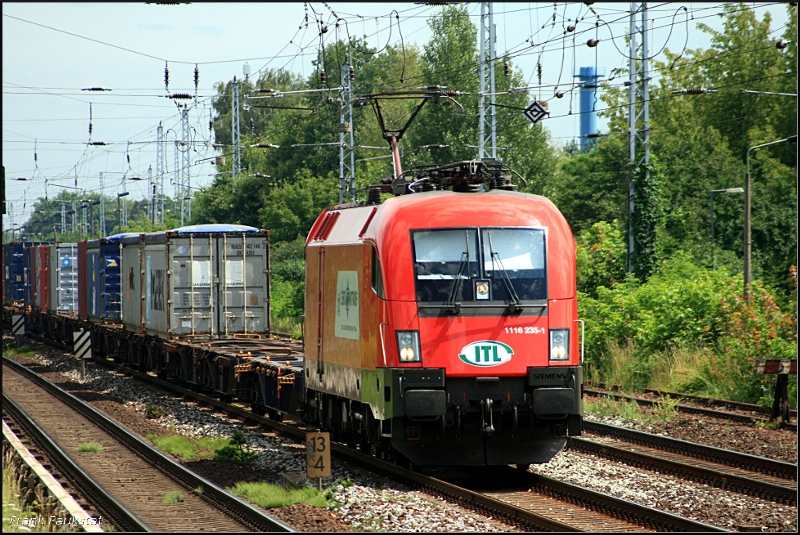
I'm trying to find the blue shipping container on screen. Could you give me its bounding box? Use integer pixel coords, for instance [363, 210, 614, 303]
[86, 239, 123, 321]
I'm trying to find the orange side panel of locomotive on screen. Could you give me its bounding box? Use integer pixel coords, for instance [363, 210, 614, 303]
[305, 206, 384, 376]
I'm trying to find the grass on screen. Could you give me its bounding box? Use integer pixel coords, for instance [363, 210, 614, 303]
[162, 491, 184, 504]
[583, 395, 679, 424]
[76, 442, 103, 453]
[271, 316, 303, 339]
[2, 469, 68, 532]
[228, 481, 329, 509]
[2, 346, 40, 359]
[147, 433, 243, 462]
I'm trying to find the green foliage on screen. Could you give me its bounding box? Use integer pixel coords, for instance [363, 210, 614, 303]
[147, 433, 228, 461]
[3, 469, 71, 533]
[650, 395, 680, 423]
[161, 491, 183, 504]
[214, 431, 257, 465]
[228, 481, 329, 509]
[630, 159, 663, 281]
[76, 442, 103, 453]
[260, 171, 339, 243]
[575, 220, 626, 298]
[1, 346, 39, 358]
[701, 279, 798, 402]
[593, 3, 797, 290]
[148, 434, 201, 461]
[550, 134, 628, 236]
[580, 250, 797, 404]
[271, 279, 304, 324]
[584, 397, 642, 421]
[270, 236, 306, 326]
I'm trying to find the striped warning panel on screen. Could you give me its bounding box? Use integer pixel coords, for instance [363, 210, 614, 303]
[73, 331, 92, 360]
[12, 315, 25, 336]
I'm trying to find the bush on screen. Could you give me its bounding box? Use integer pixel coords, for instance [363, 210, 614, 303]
[579, 252, 797, 405]
[215, 431, 256, 465]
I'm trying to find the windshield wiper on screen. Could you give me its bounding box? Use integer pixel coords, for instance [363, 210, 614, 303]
[487, 231, 523, 313]
[445, 231, 470, 314]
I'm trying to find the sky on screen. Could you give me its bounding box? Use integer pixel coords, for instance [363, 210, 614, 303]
[2, 2, 792, 234]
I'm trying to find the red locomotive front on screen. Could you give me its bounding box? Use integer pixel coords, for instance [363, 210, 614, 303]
[304, 181, 582, 468]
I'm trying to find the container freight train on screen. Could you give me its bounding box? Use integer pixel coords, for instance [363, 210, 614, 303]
[3, 164, 583, 469]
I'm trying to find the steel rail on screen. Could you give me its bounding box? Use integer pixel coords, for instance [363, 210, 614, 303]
[570, 435, 796, 505]
[3, 356, 294, 533]
[84, 356, 729, 532]
[2, 395, 151, 533]
[519, 469, 729, 533]
[582, 420, 797, 481]
[584, 387, 797, 431]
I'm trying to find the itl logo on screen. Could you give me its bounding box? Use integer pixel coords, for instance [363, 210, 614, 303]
[459, 341, 513, 367]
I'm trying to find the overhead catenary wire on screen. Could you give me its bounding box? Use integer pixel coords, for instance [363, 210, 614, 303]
[2, 2, 792, 228]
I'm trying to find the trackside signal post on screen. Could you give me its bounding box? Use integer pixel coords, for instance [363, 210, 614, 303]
[755, 359, 797, 425]
[306, 431, 330, 489]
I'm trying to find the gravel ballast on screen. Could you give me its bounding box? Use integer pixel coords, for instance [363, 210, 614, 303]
[3, 336, 797, 532]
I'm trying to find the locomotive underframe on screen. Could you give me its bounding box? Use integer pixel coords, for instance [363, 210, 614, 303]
[303, 364, 582, 467]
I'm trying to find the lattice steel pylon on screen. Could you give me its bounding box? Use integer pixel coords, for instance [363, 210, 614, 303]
[99, 172, 106, 236]
[627, 2, 651, 273]
[339, 58, 356, 204]
[156, 123, 166, 226]
[231, 77, 242, 179]
[478, 2, 497, 162]
[176, 106, 191, 225]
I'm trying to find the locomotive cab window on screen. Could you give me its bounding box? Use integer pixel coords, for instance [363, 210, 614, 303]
[371, 244, 385, 299]
[412, 227, 546, 304]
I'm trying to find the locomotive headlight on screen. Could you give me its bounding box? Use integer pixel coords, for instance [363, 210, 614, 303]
[396, 330, 421, 363]
[549, 328, 570, 361]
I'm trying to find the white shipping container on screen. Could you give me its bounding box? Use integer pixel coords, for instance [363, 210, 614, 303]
[48, 243, 78, 314]
[120, 234, 145, 333]
[141, 227, 270, 340]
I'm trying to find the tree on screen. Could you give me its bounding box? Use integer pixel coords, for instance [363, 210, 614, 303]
[595, 2, 796, 289]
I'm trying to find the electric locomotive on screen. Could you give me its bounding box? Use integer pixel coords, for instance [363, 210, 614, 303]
[302, 160, 583, 468]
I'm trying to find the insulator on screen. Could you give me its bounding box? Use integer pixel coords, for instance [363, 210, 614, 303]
[367, 187, 382, 205]
[567, 24, 576, 32]
[775, 39, 788, 49]
[587, 38, 599, 47]
[164, 62, 170, 91]
[89, 122, 93, 136]
[319, 70, 326, 85]
[349, 66, 355, 81]
[209, 119, 213, 132]
[170, 93, 192, 99]
[250, 118, 254, 131]
[127, 154, 130, 164]
[537, 63, 542, 79]
[452, 181, 479, 193]
[555, 91, 565, 98]
[504, 62, 509, 77]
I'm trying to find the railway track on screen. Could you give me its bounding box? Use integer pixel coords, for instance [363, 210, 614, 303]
[16, 350, 729, 532]
[573, 421, 797, 505]
[584, 385, 797, 431]
[2, 356, 293, 533]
